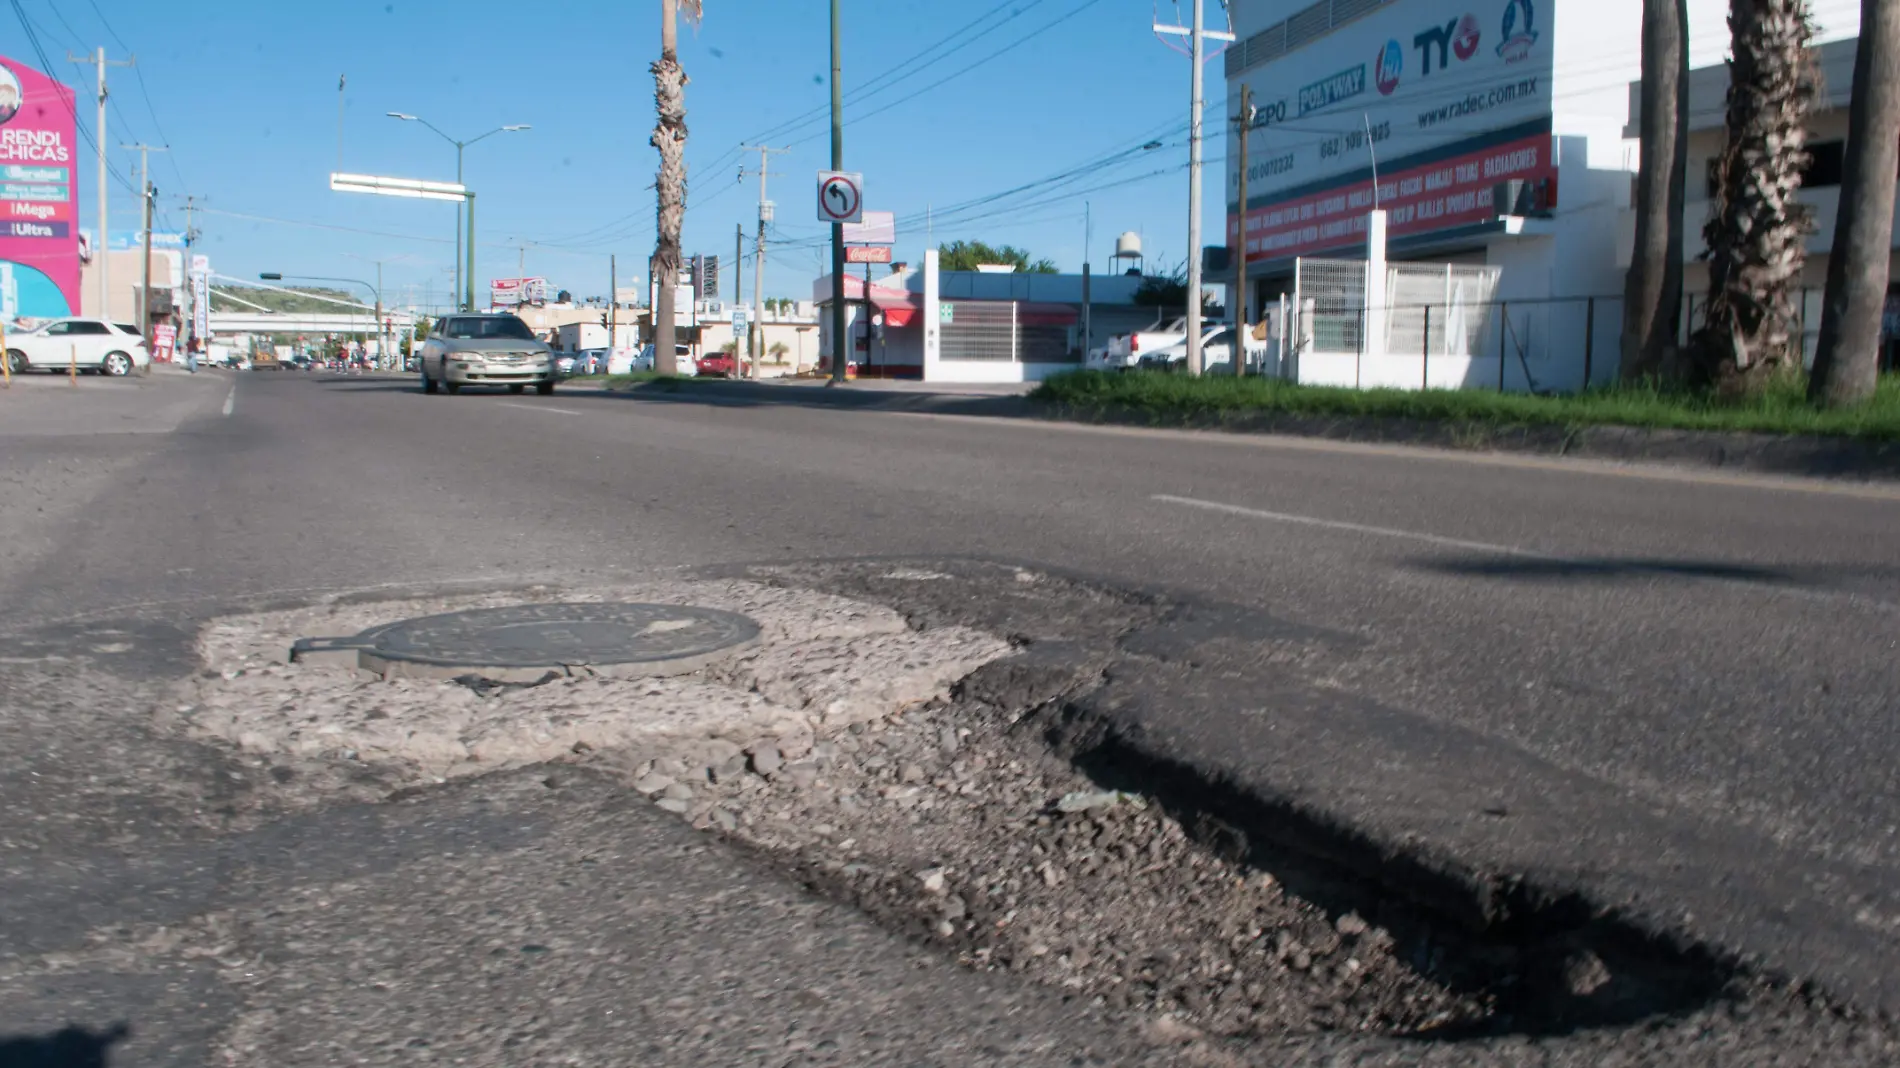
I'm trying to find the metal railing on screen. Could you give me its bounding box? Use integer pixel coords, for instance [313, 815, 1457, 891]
[1275, 293, 1625, 393]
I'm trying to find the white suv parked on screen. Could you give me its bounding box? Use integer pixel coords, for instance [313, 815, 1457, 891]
[6, 318, 151, 376]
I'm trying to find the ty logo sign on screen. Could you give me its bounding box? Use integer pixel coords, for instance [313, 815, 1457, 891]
[1414, 13, 1480, 75]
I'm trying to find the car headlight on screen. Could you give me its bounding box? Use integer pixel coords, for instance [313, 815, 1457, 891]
[451, 351, 486, 362]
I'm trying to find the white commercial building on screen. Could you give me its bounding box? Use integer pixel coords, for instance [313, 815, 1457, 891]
[1226, 0, 1868, 389]
[815, 256, 1153, 383]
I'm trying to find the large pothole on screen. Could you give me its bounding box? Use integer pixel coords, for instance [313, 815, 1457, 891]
[169, 572, 1736, 1044]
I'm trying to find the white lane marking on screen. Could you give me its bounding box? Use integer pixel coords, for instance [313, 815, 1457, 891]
[497, 401, 583, 416]
[1155, 493, 1550, 559]
[222, 386, 236, 417]
[1152, 493, 1899, 614]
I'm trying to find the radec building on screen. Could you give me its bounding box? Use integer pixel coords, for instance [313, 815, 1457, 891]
[1222, 0, 1866, 389]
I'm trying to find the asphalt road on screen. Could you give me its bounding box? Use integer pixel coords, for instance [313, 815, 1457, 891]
[5, 367, 1900, 1062]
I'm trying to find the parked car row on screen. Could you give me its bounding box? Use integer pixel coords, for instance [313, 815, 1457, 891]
[556, 343, 739, 378]
[4, 318, 151, 376]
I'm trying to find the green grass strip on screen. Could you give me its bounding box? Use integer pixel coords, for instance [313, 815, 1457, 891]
[1030, 371, 1900, 441]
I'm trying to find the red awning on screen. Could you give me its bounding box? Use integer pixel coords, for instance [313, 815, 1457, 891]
[833, 275, 922, 326]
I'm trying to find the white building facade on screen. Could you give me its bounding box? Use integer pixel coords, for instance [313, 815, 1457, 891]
[1226, 0, 1867, 389]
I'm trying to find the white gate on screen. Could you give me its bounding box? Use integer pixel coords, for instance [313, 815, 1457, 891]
[1292, 259, 1502, 390]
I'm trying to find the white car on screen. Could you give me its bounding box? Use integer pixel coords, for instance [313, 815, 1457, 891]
[6, 318, 151, 376]
[604, 346, 641, 376]
[630, 344, 697, 376]
[571, 348, 609, 376]
[1137, 325, 1265, 375]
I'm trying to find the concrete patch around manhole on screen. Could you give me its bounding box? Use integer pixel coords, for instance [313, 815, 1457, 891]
[174, 579, 1013, 789]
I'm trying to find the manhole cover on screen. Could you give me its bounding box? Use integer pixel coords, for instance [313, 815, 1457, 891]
[292, 602, 762, 680]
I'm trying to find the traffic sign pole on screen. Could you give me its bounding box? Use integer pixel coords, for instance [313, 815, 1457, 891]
[828, 0, 843, 385]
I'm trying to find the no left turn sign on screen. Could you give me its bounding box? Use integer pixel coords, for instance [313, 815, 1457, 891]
[817, 171, 863, 224]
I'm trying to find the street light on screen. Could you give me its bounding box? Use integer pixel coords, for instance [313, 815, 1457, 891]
[386, 113, 529, 311]
[260, 271, 389, 368]
[328, 172, 477, 313]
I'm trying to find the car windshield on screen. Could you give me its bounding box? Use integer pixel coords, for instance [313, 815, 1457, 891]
[442, 316, 535, 341]
[114, 323, 142, 336]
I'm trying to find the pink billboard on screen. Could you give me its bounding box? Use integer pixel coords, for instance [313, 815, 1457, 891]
[0, 55, 79, 320]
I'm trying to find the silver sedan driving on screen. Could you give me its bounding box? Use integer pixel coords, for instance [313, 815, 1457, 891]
[418, 313, 556, 395]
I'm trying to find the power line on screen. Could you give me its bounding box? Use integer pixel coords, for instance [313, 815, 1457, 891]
[197, 207, 456, 245]
[740, 0, 1050, 145]
[785, 0, 1114, 148]
[128, 66, 187, 193]
[10, 2, 138, 195]
[82, 0, 129, 52]
[691, 0, 1062, 200]
[74, 0, 190, 195]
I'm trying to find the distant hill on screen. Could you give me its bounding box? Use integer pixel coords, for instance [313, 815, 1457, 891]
[209, 285, 364, 315]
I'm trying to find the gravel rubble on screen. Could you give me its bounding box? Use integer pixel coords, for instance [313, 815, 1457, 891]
[616, 698, 1492, 1038]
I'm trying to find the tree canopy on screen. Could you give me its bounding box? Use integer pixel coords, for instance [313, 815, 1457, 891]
[938, 240, 1058, 274]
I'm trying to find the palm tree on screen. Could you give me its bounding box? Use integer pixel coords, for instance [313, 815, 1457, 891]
[1621, 0, 1693, 381]
[1808, 0, 1900, 406]
[1693, 0, 1816, 392]
[650, 0, 701, 376]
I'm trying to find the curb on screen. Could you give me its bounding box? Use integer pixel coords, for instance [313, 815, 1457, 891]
[601, 378, 1900, 483]
[1036, 402, 1900, 482]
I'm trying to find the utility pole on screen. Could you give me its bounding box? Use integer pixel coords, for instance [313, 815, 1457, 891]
[70, 49, 133, 318]
[828, 0, 847, 386]
[375, 259, 385, 371]
[609, 254, 617, 354]
[740, 144, 788, 379]
[182, 194, 202, 352]
[1083, 201, 1092, 359]
[1186, 0, 1206, 376]
[124, 143, 166, 341]
[1233, 82, 1252, 378]
[735, 222, 744, 366]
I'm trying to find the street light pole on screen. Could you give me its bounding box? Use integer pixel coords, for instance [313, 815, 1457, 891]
[386, 114, 529, 311]
[465, 191, 476, 313]
[455, 145, 464, 308]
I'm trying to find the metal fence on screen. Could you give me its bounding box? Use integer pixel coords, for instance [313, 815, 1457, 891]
[1288, 258, 1513, 389]
[939, 301, 1016, 362]
[939, 300, 1090, 363]
[1275, 285, 1625, 393]
[1261, 280, 1896, 391]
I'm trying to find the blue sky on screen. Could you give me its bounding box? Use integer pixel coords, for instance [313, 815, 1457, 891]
[14, 0, 1230, 312]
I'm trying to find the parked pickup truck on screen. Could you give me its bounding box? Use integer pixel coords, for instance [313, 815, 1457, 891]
[1098, 316, 1189, 371]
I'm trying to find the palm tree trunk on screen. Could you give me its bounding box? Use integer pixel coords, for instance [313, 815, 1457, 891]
[651, 0, 688, 376]
[1808, 0, 1900, 406]
[1621, 0, 1692, 381]
[1693, 0, 1816, 393]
